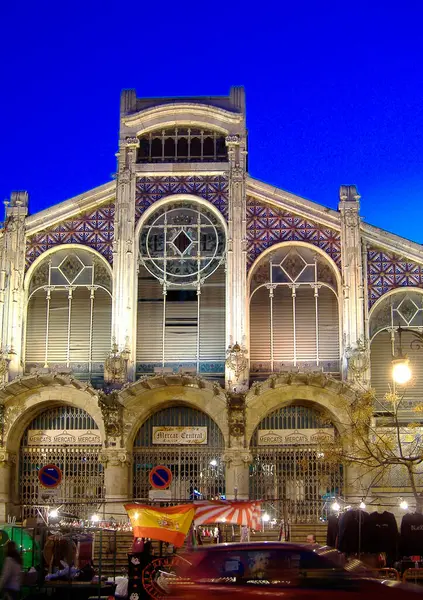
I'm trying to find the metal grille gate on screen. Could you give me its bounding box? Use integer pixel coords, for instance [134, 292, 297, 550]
[250, 405, 343, 523]
[133, 406, 225, 501]
[20, 407, 104, 520]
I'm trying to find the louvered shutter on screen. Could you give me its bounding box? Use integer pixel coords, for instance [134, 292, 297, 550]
[317, 286, 340, 363]
[250, 287, 271, 361]
[137, 270, 164, 362]
[25, 289, 47, 363]
[47, 290, 69, 362]
[199, 266, 225, 360]
[69, 287, 91, 362]
[295, 287, 317, 362]
[273, 286, 294, 361]
[164, 301, 197, 360]
[371, 330, 423, 404]
[91, 288, 112, 362]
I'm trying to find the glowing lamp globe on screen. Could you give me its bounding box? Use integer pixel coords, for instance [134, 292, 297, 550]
[392, 358, 412, 385]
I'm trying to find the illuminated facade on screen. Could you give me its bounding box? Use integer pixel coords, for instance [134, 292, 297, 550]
[0, 87, 422, 523]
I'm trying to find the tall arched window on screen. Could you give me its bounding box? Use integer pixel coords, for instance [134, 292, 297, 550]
[249, 246, 340, 377]
[25, 249, 112, 385]
[136, 201, 226, 377]
[370, 290, 423, 404]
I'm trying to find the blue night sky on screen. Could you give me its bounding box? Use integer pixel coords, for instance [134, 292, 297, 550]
[2, 1, 423, 243]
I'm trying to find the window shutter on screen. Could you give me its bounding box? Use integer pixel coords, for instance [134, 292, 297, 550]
[136, 270, 164, 362]
[295, 287, 316, 362]
[91, 288, 112, 362]
[250, 287, 271, 361]
[164, 301, 197, 361]
[273, 286, 294, 361]
[25, 290, 47, 363]
[47, 290, 69, 362]
[317, 286, 339, 363]
[69, 287, 91, 362]
[199, 266, 225, 360]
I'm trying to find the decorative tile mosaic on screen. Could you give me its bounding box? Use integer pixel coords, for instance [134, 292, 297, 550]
[26, 203, 115, 269]
[135, 176, 228, 222]
[246, 198, 341, 270]
[368, 247, 423, 307]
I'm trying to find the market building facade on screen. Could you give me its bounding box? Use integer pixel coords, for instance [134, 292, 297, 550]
[0, 87, 422, 524]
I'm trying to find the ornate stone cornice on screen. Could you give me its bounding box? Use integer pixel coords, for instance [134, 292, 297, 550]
[246, 371, 359, 404]
[0, 372, 97, 402]
[246, 176, 341, 231]
[118, 373, 226, 403]
[361, 222, 423, 266]
[122, 103, 243, 130]
[25, 181, 116, 237]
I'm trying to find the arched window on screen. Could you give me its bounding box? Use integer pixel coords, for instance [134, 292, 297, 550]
[249, 246, 340, 377]
[250, 403, 343, 523]
[136, 201, 226, 377]
[133, 405, 225, 501]
[20, 406, 103, 521]
[25, 249, 112, 385]
[370, 290, 423, 404]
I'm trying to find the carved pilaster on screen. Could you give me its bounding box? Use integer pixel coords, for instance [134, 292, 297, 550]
[338, 185, 366, 382]
[112, 136, 139, 382]
[98, 391, 124, 448]
[225, 133, 249, 390]
[226, 392, 246, 446]
[1, 192, 28, 380]
[223, 448, 252, 500]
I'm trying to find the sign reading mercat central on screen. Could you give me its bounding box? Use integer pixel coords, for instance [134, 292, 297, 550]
[152, 426, 207, 445]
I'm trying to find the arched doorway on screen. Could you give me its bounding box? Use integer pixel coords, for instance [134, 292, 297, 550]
[133, 405, 225, 501]
[20, 406, 104, 520]
[250, 403, 343, 523]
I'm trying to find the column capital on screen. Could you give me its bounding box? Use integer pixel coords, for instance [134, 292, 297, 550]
[0, 449, 17, 468]
[99, 449, 131, 468]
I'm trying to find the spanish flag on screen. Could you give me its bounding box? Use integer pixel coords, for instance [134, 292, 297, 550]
[125, 504, 195, 547]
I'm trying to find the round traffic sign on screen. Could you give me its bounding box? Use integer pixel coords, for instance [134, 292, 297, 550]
[38, 464, 62, 488]
[149, 465, 172, 490]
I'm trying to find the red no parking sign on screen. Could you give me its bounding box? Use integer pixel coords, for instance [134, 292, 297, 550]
[149, 465, 173, 490]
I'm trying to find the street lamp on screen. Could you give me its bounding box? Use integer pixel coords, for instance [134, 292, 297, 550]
[392, 326, 412, 385]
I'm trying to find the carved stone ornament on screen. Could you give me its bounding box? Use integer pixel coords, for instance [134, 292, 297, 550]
[123, 136, 139, 147]
[104, 340, 130, 385]
[98, 390, 124, 445]
[225, 135, 240, 145]
[0, 450, 16, 468]
[226, 342, 248, 380]
[345, 338, 370, 378]
[227, 393, 246, 438]
[223, 450, 252, 467]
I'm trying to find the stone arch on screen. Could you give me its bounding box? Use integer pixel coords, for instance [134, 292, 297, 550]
[245, 372, 357, 447]
[1, 374, 105, 454]
[119, 375, 228, 451]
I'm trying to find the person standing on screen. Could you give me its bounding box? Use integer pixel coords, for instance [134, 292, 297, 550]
[0, 541, 22, 600]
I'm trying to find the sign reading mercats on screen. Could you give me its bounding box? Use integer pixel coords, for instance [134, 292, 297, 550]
[27, 430, 102, 446]
[258, 428, 335, 446]
[152, 426, 207, 445]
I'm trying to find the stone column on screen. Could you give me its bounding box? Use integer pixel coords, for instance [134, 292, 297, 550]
[338, 186, 367, 382]
[1, 192, 28, 380]
[225, 135, 248, 391]
[100, 449, 131, 518]
[0, 450, 17, 521]
[111, 136, 139, 382]
[224, 449, 252, 500]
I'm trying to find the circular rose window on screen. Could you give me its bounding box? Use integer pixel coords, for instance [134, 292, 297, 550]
[139, 202, 226, 286]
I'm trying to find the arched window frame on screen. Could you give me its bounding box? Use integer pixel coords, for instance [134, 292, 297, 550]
[248, 244, 341, 374]
[23, 246, 113, 371]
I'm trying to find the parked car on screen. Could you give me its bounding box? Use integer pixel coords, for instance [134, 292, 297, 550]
[169, 542, 422, 598]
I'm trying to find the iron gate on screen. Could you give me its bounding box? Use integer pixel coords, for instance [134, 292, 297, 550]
[133, 405, 225, 501]
[20, 407, 104, 520]
[250, 404, 343, 523]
